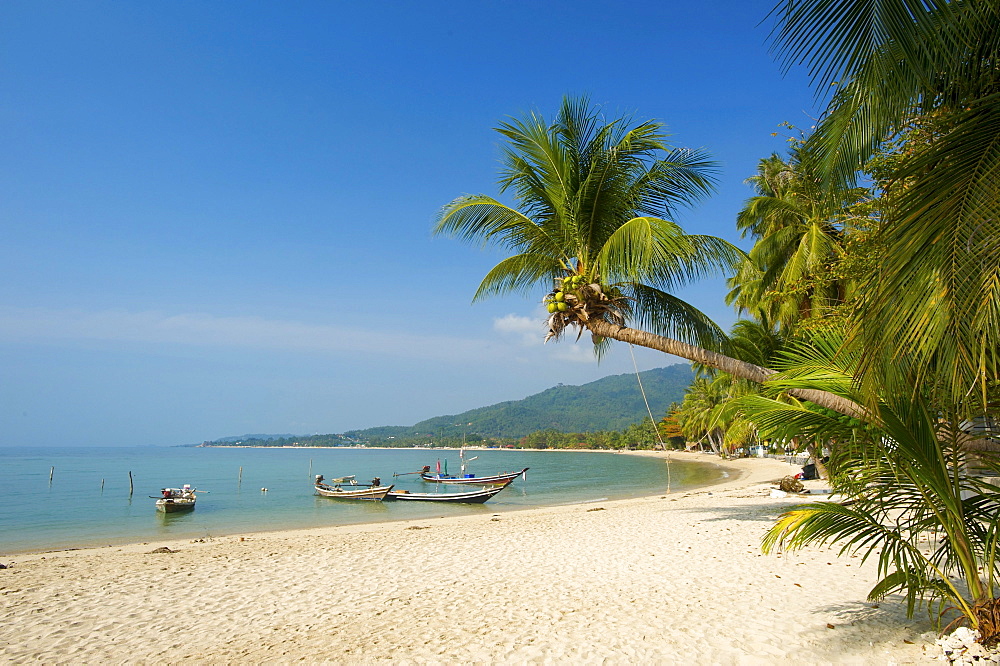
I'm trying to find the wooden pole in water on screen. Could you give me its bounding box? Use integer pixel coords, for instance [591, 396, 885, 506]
[308, 459, 312, 478]
[128, 471, 134, 497]
[238, 466, 243, 487]
[49, 466, 54, 484]
[101, 478, 105, 492]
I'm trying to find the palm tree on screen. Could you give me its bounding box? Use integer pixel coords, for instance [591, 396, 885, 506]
[727, 148, 871, 332]
[769, 0, 1000, 407]
[734, 328, 1000, 641]
[675, 376, 728, 454]
[675, 373, 771, 458]
[434, 97, 865, 418]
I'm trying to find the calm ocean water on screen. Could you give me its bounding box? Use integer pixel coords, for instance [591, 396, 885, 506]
[0, 446, 721, 554]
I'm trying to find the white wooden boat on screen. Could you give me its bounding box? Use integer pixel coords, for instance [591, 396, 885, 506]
[314, 475, 394, 501]
[414, 449, 528, 485]
[155, 485, 197, 512]
[420, 467, 528, 485]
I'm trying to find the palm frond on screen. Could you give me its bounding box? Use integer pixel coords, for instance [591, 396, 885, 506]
[434, 196, 564, 256]
[731, 394, 845, 441]
[597, 216, 743, 290]
[623, 283, 729, 351]
[473, 253, 564, 301]
[856, 97, 1000, 406]
[740, 322, 1000, 625]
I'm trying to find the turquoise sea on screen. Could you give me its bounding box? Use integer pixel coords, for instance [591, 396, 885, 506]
[0, 446, 722, 555]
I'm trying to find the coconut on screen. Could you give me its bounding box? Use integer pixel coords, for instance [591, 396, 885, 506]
[546, 302, 558, 313]
[556, 302, 568, 312]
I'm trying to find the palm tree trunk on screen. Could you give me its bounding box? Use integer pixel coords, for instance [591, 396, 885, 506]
[805, 442, 829, 480]
[709, 430, 722, 456]
[586, 320, 866, 419]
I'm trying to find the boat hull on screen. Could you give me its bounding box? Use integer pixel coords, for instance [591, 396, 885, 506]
[420, 467, 528, 485]
[315, 484, 393, 500]
[386, 479, 513, 503]
[156, 498, 196, 513]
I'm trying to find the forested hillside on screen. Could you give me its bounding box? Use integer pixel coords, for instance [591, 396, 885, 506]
[345, 364, 693, 440]
[202, 365, 694, 448]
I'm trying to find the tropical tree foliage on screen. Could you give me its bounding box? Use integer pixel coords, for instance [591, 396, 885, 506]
[675, 376, 728, 454]
[727, 144, 873, 332]
[770, 0, 1000, 408]
[658, 406, 687, 449]
[735, 329, 1000, 642]
[676, 319, 790, 457]
[436, 96, 734, 348]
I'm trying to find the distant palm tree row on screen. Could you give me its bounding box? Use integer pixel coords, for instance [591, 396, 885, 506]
[433, 0, 999, 643]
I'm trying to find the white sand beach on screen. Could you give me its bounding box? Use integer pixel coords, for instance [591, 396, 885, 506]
[0, 456, 938, 664]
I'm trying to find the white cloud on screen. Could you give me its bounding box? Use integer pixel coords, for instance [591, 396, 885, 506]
[550, 341, 599, 364]
[492, 313, 544, 346]
[493, 312, 598, 364]
[0, 306, 493, 362]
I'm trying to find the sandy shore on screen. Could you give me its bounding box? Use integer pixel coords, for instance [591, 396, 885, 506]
[0, 456, 937, 664]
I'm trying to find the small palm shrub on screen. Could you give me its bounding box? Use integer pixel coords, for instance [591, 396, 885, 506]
[735, 331, 1000, 641]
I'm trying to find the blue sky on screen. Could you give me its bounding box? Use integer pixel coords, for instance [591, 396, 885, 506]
[0, 1, 819, 447]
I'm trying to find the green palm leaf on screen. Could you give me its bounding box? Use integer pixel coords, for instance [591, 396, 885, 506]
[742, 324, 1000, 628]
[473, 253, 564, 300]
[769, 0, 1000, 409]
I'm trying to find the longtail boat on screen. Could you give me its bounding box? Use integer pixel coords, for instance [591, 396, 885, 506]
[420, 467, 528, 485]
[386, 478, 514, 504]
[414, 448, 528, 485]
[155, 485, 197, 512]
[314, 475, 393, 501]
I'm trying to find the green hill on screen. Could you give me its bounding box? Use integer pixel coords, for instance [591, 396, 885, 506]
[345, 364, 693, 440]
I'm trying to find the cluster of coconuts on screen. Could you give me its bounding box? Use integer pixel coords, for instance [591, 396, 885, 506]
[545, 274, 590, 313]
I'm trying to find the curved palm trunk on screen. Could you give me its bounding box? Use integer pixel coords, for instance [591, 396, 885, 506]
[804, 442, 830, 480]
[586, 320, 866, 419]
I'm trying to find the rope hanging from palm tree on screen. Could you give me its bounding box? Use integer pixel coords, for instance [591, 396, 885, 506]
[630, 344, 670, 493]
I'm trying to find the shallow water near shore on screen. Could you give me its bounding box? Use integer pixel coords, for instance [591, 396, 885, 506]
[0, 446, 722, 554]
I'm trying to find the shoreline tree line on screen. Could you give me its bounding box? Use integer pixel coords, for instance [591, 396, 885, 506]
[200, 416, 673, 451]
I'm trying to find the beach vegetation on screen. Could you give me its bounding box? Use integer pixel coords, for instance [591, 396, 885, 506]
[744, 0, 1000, 638]
[726, 136, 875, 334]
[736, 328, 1000, 643]
[657, 406, 686, 449]
[769, 0, 1000, 411]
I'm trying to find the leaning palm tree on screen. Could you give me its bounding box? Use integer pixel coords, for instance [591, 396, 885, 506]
[434, 97, 864, 418]
[769, 0, 1000, 408]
